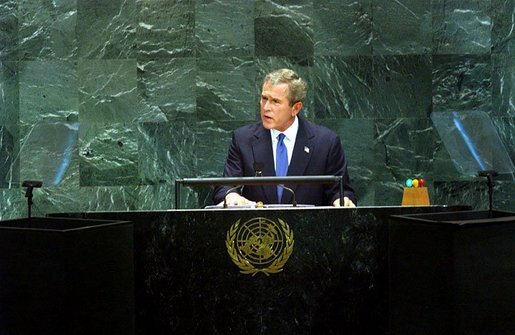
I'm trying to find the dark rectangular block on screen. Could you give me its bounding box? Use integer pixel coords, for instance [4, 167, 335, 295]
[0, 217, 134, 335]
[389, 210, 515, 335]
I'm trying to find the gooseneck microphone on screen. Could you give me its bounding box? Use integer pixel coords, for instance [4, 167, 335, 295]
[478, 170, 498, 216]
[254, 162, 296, 206]
[278, 184, 297, 207]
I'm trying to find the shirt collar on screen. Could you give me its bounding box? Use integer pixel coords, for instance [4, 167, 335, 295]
[271, 116, 299, 141]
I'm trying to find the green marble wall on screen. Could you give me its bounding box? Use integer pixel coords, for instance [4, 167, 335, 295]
[1, 0, 513, 219]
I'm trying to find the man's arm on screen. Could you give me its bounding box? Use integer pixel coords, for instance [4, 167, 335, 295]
[324, 135, 357, 206]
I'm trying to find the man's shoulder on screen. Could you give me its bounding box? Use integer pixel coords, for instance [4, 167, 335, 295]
[234, 120, 264, 137]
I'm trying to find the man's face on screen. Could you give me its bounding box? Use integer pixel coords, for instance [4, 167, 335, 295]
[260, 81, 302, 132]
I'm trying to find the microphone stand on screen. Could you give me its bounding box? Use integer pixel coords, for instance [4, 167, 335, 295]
[478, 170, 498, 217]
[22, 180, 43, 219]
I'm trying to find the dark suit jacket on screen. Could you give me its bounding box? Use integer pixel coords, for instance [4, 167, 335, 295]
[213, 116, 356, 206]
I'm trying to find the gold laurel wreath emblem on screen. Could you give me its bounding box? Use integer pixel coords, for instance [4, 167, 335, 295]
[225, 218, 294, 276]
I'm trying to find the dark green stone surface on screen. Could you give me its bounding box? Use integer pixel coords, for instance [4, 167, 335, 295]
[0, 0, 513, 219]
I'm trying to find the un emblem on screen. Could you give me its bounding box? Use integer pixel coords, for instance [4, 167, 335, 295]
[225, 217, 294, 276]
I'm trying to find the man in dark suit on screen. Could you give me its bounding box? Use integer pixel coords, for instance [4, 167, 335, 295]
[213, 68, 356, 207]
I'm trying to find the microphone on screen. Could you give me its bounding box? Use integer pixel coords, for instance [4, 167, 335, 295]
[22, 180, 43, 218]
[278, 184, 297, 207]
[478, 170, 498, 216]
[22, 180, 43, 188]
[254, 162, 296, 206]
[223, 185, 244, 208]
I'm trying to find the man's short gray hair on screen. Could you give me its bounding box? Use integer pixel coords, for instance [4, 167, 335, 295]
[264, 68, 307, 106]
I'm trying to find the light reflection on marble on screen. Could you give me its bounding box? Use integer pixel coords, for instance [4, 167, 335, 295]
[19, 121, 79, 187]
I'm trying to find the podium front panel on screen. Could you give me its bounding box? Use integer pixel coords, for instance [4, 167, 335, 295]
[51, 205, 468, 335]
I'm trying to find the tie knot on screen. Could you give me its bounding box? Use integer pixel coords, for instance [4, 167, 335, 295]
[277, 133, 285, 143]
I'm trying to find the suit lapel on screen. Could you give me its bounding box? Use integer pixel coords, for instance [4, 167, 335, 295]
[251, 126, 277, 203]
[282, 116, 314, 204]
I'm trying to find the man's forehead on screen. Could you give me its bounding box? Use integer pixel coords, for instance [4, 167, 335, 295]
[261, 82, 289, 97]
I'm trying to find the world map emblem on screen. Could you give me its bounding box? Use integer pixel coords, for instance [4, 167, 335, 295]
[225, 217, 294, 276]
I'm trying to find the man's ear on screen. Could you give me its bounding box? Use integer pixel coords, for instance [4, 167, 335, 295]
[291, 101, 303, 116]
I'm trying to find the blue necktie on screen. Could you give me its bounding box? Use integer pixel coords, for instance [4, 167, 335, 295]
[276, 133, 288, 202]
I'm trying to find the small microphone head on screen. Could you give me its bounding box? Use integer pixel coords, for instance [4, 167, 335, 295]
[253, 162, 264, 176]
[22, 180, 43, 188]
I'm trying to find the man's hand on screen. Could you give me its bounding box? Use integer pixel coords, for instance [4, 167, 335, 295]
[333, 197, 356, 208]
[221, 192, 256, 207]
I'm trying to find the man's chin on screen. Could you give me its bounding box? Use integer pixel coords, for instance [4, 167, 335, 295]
[261, 120, 274, 129]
